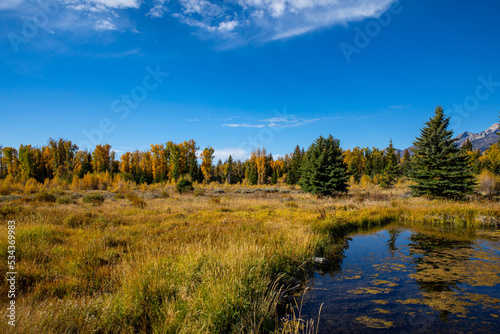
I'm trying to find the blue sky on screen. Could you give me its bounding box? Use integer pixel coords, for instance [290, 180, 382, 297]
[1, 0, 500, 161]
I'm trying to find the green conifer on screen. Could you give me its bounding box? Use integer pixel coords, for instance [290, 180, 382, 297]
[380, 140, 399, 188]
[409, 106, 476, 198]
[299, 135, 348, 196]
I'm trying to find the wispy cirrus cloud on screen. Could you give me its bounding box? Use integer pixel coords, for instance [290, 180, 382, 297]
[389, 104, 413, 109]
[2, 0, 397, 43]
[223, 115, 324, 128]
[169, 0, 397, 41]
[94, 19, 116, 31]
[0, 0, 24, 10]
[223, 123, 266, 128]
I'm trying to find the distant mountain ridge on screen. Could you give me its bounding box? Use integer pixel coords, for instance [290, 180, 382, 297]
[403, 122, 499, 155]
[455, 123, 499, 152]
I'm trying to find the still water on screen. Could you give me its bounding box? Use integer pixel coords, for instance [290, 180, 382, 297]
[299, 225, 500, 333]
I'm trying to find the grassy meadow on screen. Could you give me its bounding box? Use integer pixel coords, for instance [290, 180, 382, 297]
[0, 181, 499, 333]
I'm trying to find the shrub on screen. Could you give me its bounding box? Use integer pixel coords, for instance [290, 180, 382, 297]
[56, 195, 76, 205]
[24, 178, 41, 194]
[360, 175, 372, 188]
[34, 192, 56, 203]
[0, 180, 12, 195]
[83, 192, 105, 205]
[126, 193, 146, 209]
[176, 179, 194, 194]
[193, 188, 205, 197]
[64, 212, 93, 228]
[477, 170, 500, 195]
[209, 196, 221, 205]
[0, 205, 23, 218]
[81, 173, 99, 190]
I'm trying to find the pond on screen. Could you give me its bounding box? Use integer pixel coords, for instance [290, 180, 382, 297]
[297, 224, 500, 333]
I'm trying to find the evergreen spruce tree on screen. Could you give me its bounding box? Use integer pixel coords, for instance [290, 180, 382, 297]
[286, 145, 303, 185]
[347, 156, 362, 183]
[409, 106, 476, 198]
[380, 139, 399, 188]
[226, 155, 234, 184]
[462, 139, 473, 152]
[400, 149, 412, 177]
[271, 169, 278, 185]
[299, 135, 348, 196]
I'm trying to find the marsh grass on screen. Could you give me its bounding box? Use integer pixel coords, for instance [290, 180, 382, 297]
[126, 193, 146, 209]
[279, 294, 323, 334]
[0, 184, 498, 333]
[83, 192, 105, 206]
[34, 192, 56, 203]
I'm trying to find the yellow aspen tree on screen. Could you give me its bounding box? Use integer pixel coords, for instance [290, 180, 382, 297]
[120, 152, 132, 174]
[255, 148, 268, 185]
[200, 147, 214, 183]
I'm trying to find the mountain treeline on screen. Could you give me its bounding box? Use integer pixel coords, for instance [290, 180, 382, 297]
[0, 125, 499, 190]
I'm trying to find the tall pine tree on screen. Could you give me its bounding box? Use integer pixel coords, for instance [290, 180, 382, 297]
[400, 149, 412, 177]
[380, 139, 399, 189]
[409, 106, 476, 198]
[286, 145, 303, 185]
[300, 135, 348, 196]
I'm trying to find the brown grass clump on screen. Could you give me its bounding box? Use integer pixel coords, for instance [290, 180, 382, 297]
[82, 192, 105, 206]
[126, 193, 146, 209]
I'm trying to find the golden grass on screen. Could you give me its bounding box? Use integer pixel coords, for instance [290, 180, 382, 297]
[0, 184, 498, 333]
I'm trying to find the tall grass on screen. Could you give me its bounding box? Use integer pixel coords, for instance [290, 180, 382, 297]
[0, 184, 498, 333]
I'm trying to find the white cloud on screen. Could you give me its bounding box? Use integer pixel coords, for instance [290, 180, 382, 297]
[62, 0, 140, 10]
[146, 0, 168, 18]
[218, 20, 238, 33]
[180, 0, 222, 16]
[93, 0, 140, 8]
[223, 115, 322, 129]
[223, 123, 266, 128]
[2, 0, 398, 43]
[94, 19, 117, 30]
[169, 0, 398, 40]
[0, 0, 24, 10]
[213, 147, 249, 161]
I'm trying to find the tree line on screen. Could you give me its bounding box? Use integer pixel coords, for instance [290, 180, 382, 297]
[0, 108, 498, 197]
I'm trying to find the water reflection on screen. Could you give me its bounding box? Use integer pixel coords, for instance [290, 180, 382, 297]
[387, 229, 399, 256]
[298, 225, 500, 333]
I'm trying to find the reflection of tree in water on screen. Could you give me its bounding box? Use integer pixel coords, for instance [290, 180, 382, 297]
[324, 236, 350, 275]
[387, 229, 400, 256]
[407, 233, 474, 320]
